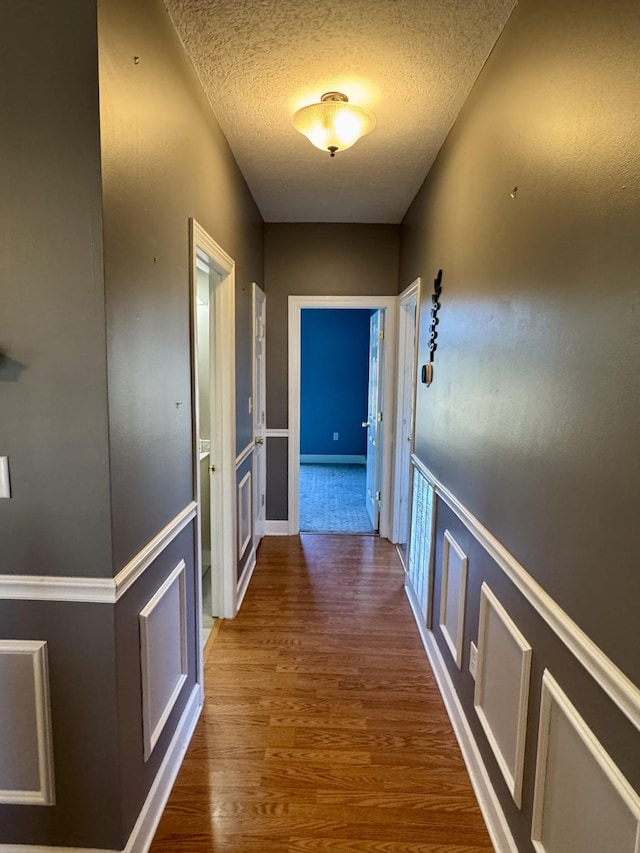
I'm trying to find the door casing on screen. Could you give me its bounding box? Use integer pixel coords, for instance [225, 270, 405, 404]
[391, 278, 421, 553]
[252, 283, 267, 544]
[287, 295, 398, 537]
[190, 219, 237, 702]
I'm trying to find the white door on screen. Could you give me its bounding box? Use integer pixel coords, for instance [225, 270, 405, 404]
[252, 284, 266, 543]
[365, 310, 384, 530]
[394, 286, 419, 554]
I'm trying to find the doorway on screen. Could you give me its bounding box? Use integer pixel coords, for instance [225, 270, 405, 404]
[392, 278, 421, 566]
[190, 220, 237, 668]
[298, 308, 373, 534]
[288, 295, 398, 537]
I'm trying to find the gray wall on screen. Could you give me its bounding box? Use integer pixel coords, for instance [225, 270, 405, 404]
[0, 0, 112, 579]
[98, 0, 264, 841]
[0, 0, 264, 848]
[98, 0, 264, 572]
[401, 0, 640, 844]
[401, 0, 640, 684]
[263, 224, 399, 519]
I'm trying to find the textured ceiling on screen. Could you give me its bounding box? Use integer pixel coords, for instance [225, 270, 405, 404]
[164, 0, 516, 223]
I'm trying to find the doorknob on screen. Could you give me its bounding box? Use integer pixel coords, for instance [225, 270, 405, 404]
[361, 421, 369, 428]
[255, 437, 264, 445]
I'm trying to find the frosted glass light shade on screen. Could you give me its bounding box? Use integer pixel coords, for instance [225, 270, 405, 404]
[292, 92, 376, 156]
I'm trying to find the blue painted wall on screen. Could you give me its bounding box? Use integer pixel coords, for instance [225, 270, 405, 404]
[301, 309, 370, 456]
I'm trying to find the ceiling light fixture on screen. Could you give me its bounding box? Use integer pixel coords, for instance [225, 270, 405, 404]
[292, 92, 376, 157]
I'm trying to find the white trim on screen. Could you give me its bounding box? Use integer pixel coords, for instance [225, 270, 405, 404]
[475, 583, 532, 808]
[532, 670, 640, 852]
[391, 278, 421, 545]
[0, 640, 55, 806]
[265, 428, 289, 438]
[288, 295, 398, 537]
[139, 561, 188, 762]
[126, 682, 201, 853]
[0, 575, 115, 604]
[190, 219, 237, 635]
[0, 690, 201, 853]
[405, 585, 519, 853]
[236, 546, 257, 611]
[235, 441, 254, 468]
[299, 454, 366, 465]
[265, 520, 290, 535]
[0, 503, 197, 605]
[439, 530, 468, 669]
[237, 470, 252, 559]
[411, 454, 640, 732]
[114, 503, 197, 601]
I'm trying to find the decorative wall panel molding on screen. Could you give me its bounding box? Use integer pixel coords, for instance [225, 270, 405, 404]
[237, 471, 252, 559]
[405, 588, 519, 853]
[140, 561, 188, 761]
[474, 583, 532, 808]
[0, 502, 197, 604]
[532, 671, 640, 852]
[235, 441, 254, 467]
[439, 530, 468, 669]
[0, 685, 203, 853]
[407, 465, 435, 623]
[411, 454, 640, 732]
[0, 640, 55, 805]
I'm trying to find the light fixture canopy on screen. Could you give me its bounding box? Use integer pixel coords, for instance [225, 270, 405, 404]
[292, 92, 376, 157]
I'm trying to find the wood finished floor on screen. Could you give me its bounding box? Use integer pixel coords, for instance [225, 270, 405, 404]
[149, 535, 493, 853]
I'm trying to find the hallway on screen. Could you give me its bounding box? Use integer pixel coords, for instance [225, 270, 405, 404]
[149, 535, 492, 852]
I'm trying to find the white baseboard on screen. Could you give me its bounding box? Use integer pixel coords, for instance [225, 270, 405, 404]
[405, 583, 519, 853]
[0, 683, 203, 853]
[300, 454, 366, 465]
[265, 520, 290, 535]
[236, 547, 257, 612]
[125, 683, 201, 852]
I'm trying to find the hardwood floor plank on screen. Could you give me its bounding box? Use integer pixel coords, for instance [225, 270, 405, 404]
[149, 535, 492, 853]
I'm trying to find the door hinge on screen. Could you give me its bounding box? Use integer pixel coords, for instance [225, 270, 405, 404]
[261, 494, 265, 507]
[375, 490, 382, 501]
[380, 328, 384, 340]
[209, 464, 216, 474]
[377, 411, 383, 423]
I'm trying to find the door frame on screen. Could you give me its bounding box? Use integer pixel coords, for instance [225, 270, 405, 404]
[391, 278, 422, 549]
[288, 295, 398, 537]
[252, 283, 267, 544]
[190, 219, 237, 692]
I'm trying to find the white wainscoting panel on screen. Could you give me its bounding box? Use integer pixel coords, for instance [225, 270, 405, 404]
[439, 530, 468, 669]
[237, 470, 252, 559]
[532, 670, 640, 853]
[475, 583, 532, 808]
[407, 466, 435, 622]
[140, 561, 188, 762]
[0, 640, 55, 805]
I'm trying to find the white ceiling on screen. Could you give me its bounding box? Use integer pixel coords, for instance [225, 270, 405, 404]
[164, 0, 516, 223]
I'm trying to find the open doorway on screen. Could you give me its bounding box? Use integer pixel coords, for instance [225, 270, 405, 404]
[392, 278, 421, 567]
[288, 295, 398, 537]
[299, 308, 373, 533]
[190, 220, 237, 665]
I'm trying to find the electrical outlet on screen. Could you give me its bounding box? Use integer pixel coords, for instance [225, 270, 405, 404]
[469, 641, 478, 680]
[0, 457, 11, 499]
[333, 432, 339, 441]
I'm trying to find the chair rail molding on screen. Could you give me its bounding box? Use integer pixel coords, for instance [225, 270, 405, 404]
[411, 454, 640, 732]
[0, 503, 197, 605]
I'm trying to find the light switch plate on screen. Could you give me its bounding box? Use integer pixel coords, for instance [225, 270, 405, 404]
[0, 457, 11, 498]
